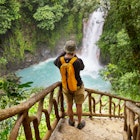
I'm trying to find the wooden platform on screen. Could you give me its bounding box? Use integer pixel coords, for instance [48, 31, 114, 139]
[49, 117, 124, 140]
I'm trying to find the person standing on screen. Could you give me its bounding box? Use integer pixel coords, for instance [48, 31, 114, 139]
[54, 40, 85, 129]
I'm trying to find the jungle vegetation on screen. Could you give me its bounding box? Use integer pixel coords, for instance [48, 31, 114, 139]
[0, 0, 140, 107]
[98, 0, 140, 99]
[0, 0, 97, 74]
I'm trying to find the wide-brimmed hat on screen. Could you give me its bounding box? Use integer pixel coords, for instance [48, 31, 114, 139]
[64, 40, 76, 53]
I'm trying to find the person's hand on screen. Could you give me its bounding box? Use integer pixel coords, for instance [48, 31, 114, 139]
[59, 51, 66, 57]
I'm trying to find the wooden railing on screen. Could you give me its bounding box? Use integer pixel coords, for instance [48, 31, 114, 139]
[124, 101, 140, 140]
[83, 89, 139, 119]
[0, 82, 140, 140]
[0, 82, 63, 140]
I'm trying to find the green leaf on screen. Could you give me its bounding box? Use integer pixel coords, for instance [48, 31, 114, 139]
[18, 82, 33, 88]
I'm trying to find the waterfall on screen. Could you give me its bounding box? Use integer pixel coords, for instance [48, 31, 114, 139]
[80, 8, 105, 72]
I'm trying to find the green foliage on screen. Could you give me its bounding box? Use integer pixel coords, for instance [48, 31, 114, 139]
[3, 34, 25, 62]
[33, 5, 64, 30]
[0, 74, 33, 108]
[0, 73, 33, 139]
[75, 13, 83, 41]
[100, 63, 122, 83]
[0, 0, 6, 4]
[38, 10, 84, 49]
[98, 0, 140, 99]
[72, 0, 97, 17]
[0, 57, 7, 65]
[0, 57, 8, 76]
[2, 24, 36, 63]
[0, 118, 13, 140]
[0, 0, 21, 34]
[109, 29, 134, 71]
[117, 71, 140, 99]
[100, 64, 140, 100]
[0, 57, 7, 72]
[0, 74, 41, 140]
[65, 14, 75, 33]
[3, 36, 19, 62]
[14, 27, 35, 56]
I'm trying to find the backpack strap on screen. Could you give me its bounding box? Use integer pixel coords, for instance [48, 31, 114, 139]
[60, 56, 77, 64]
[60, 56, 66, 64]
[69, 57, 77, 64]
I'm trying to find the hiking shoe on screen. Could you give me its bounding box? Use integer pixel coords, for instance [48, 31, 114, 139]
[77, 120, 85, 129]
[68, 119, 75, 126]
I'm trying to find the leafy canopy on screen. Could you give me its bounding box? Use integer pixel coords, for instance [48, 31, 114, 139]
[33, 4, 64, 30]
[0, 0, 20, 34]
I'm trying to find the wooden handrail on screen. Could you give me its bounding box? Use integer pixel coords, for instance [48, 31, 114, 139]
[0, 82, 140, 140]
[0, 82, 61, 121]
[85, 88, 140, 103]
[84, 88, 140, 119]
[124, 101, 140, 140]
[126, 101, 140, 115]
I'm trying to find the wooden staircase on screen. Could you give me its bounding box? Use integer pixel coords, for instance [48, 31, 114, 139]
[0, 82, 140, 140]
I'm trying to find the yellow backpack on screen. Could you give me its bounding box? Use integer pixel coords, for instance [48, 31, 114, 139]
[60, 56, 77, 92]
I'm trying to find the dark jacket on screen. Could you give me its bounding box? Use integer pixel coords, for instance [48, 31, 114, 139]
[54, 52, 84, 86]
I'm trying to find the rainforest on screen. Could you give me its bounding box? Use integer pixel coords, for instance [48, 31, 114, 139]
[0, 0, 140, 104]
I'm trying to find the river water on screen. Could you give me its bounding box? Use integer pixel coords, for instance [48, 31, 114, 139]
[16, 9, 111, 92]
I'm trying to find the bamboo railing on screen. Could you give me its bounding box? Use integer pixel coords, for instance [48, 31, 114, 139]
[0, 82, 140, 140]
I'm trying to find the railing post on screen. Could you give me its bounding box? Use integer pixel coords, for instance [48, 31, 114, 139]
[43, 109, 52, 130]
[136, 117, 140, 140]
[99, 100, 102, 114]
[124, 102, 127, 131]
[59, 84, 65, 118]
[53, 99, 60, 120]
[9, 113, 26, 140]
[127, 109, 132, 140]
[88, 93, 92, 118]
[22, 112, 33, 140]
[33, 118, 41, 140]
[109, 97, 112, 118]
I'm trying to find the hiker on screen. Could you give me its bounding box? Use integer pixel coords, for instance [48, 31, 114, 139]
[54, 40, 85, 129]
